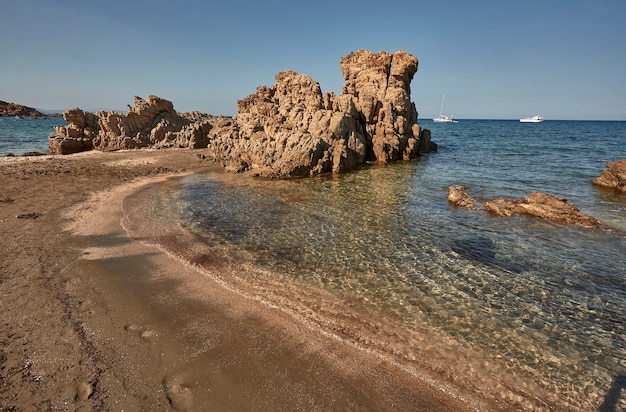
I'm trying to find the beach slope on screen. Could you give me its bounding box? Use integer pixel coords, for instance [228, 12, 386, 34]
[0, 149, 484, 411]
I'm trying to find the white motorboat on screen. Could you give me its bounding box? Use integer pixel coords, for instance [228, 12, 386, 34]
[433, 94, 457, 123]
[520, 115, 544, 123]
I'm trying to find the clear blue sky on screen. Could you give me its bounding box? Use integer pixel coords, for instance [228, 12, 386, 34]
[1, 0, 625, 120]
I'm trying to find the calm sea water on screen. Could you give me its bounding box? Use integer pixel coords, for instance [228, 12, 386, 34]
[157, 120, 625, 410]
[0, 116, 67, 155]
[6, 117, 625, 409]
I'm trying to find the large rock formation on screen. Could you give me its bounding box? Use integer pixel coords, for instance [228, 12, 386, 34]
[49, 96, 215, 155]
[48, 49, 436, 176]
[448, 186, 602, 228]
[206, 49, 436, 177]
[592, 159, 626, 193]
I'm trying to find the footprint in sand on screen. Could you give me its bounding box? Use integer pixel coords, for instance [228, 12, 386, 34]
[123, 324, 158, 340]
[75, 381, 93, 401]
[140, 329, 158, 339]
[164, 376, 194, 410]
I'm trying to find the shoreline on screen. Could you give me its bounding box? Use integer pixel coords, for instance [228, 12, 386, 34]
[1, 149, 487, 410]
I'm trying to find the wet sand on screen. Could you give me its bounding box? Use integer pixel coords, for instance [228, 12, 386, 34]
[1, 149, 495, 410]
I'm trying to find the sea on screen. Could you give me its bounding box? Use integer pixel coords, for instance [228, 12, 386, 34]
[3, 117, 626, 410]
[0, 116, 66, 155]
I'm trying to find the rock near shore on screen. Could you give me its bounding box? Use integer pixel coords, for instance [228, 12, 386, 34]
[207, 49, 435, 176]
[592, 159, 626, 193]
[448, 186, 602, 228]
[49, 96, 216, 155]
[49, 49, 436, 176]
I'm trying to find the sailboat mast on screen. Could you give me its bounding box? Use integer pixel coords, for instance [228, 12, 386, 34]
[439, 94, 445, 116]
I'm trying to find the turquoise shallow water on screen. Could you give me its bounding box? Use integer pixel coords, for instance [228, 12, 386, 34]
[163, 120, 626, 409]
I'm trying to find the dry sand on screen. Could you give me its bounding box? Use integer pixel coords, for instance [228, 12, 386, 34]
[0, 149, 496, 411]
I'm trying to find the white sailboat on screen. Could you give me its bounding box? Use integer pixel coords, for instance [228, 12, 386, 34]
[433, 94, 456, 123]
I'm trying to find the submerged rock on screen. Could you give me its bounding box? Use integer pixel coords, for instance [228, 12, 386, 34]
[448, 185, 479, 210]
[448, 185, 602, 228]
[483, 192, 602, 228]
[592, 159, 626, 193]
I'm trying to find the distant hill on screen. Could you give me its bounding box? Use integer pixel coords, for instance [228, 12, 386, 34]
[0, 101, 62, 117]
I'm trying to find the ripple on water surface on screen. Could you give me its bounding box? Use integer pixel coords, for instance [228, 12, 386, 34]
[122, 120, 626, 410]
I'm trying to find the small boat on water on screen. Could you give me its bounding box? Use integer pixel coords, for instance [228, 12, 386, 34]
[433, 94, 457, 123]
[520, 115, 544, 123]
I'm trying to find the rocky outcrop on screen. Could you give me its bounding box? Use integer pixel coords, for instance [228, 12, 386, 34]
[49, 96, 216, 155]
[449, 186, 602, 228]
[206, 49, 436, 177]
[48, 49, 436, 177]
[48, 108, 98, 154]
[592, 159, 626, 193]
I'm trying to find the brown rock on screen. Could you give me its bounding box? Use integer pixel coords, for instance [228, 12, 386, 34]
[447, 185, 479, 210]
[48, 96, 216, 154]
[481, 198, 515, 217]
[592, 159, 626, 193]
[483, 192, 602, 228]
[47, 50, 436, 176]
[48, 108, 99, 154]
[449, 186, 602, 228]
[48, 135, 94, 155]
[206, 49, 435, 177]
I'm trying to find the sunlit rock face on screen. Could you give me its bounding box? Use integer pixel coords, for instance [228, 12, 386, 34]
[49, 50, 437, 177]
[49, 96, 215, 155]
[206, 49, 436, 177]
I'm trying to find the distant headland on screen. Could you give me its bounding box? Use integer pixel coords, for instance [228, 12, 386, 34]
[0, 101, 62, 118]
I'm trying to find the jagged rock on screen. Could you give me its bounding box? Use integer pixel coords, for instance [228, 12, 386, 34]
[48, 108, 98, 154]
[448, 185, 479, 210]
[48, 96, 215, 154]
[94, 96, 183, 150]
[206, 49, 436, 177]
[592, 159, 626, 193]
[48, 49, 436, 176]
[158, 120, 213, 150]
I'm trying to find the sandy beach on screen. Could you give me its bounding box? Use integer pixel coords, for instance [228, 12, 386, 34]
[0, 148, 500, 411]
